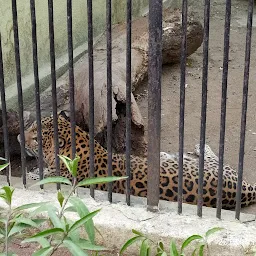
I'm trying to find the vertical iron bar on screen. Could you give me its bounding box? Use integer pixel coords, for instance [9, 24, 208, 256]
[0, 35, 11, 185]
[216, 0, 231, 219]
[30, 0, 44, 186]
[178, 0, 187, 214]
[125, 0, 132, 206]
[106, 0, 113, 202]
[11, 0, 27, 187]
[197, 0, 211, 217]
[48, 0, 61, 189]
[235, 0, 254, 220]
[87, 0, 95, 198]
[67, 0, 76, 160]
[147, 0, 162, 211]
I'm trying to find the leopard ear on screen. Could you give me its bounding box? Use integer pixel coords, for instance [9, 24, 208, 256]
[58, 111, 70, 121]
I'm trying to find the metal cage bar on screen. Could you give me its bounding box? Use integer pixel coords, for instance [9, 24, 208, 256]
[178, 0, 188, 215]
[11, 0, 27, 187]
[106, 0, 113, 202]
[147, 0, 162, 211]
[67, 0, 76, 160]
[87, 0, 95, 198]
[216, 0, 231, 219]
[197, 0, 211, 217]
[0, 35, 11, 185]
[125, 0, 132, 206]
[235, 0, 254, 220]
[30, 0, 44, 186]
[48, 0, 61, 189]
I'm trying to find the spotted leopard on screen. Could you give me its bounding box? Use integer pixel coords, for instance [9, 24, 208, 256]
[19, 114, 256, 209]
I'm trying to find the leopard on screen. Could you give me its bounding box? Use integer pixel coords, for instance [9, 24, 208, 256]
[19, 114, 256, 210]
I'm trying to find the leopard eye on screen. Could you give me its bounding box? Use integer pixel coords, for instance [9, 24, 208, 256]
[59, 137, 66, 148]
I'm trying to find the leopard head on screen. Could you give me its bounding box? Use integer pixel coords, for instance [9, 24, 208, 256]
[17, 115, 70, 158]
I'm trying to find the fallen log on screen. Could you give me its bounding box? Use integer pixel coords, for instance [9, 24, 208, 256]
[2, 8, 203, 159]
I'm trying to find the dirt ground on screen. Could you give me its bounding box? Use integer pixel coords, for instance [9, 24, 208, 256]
[135, 0, 256, 215]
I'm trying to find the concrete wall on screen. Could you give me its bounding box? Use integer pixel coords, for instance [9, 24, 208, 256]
[0, 0, 148, 108]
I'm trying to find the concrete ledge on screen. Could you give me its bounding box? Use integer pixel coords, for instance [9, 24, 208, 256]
[0, 176, 256, 255]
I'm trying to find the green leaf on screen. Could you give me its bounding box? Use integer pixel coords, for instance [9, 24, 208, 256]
[120, 236, 142, 255]
[36, 237, 51, 248]
[8, 222, 36, 237]
[140, 239, 150, 256]
[14, 202, 50, 213]
[0, 193, 7, 202]
[0, 163, 9, 171]
[32, 246, 53, 256]
[57, 191, 65, 207]
[30, 204, 58, 216]
[64, 206, 76, 213]
[22, 237, 50, 248]
[10, 217, 38, 228]
[170, 240, 179, 256]
[198, 244, 205, 256]
[69, 209, 100, 233]
[0, 218, 7, 224]
[31, 218, 48, 225]
[66, 218, 79, 244]
[158, 241, 164, 251]
[63, 239, 88, 256]
[31, 177, 72, 187]
[181, 235, 203, 252]
[191, 248, 198, 256]
[76, 240, 106, 251]
[76, 176, 127, 188]
[69, 196, 95, 243]
[1, 186, 14, 205]
[59, 155, 80, 177]
[26, 228, 64, 239]
[132, 229, 145, 237]
[0, 253, 17, 256]
[205, 227, 223, 238]
[47, 209, 64, 230]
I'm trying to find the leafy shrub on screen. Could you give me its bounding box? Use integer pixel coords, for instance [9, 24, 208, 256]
[120, 227, 223, 256]
[0, 155, 127, 256]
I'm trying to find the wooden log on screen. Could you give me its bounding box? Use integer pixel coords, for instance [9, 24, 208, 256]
[2, 8, 203, 157]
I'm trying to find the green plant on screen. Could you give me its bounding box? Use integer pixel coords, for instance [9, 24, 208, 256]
[0, 155, 127, 256]
[0, 160, 48, 256]
[120, 227, 223, 256]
